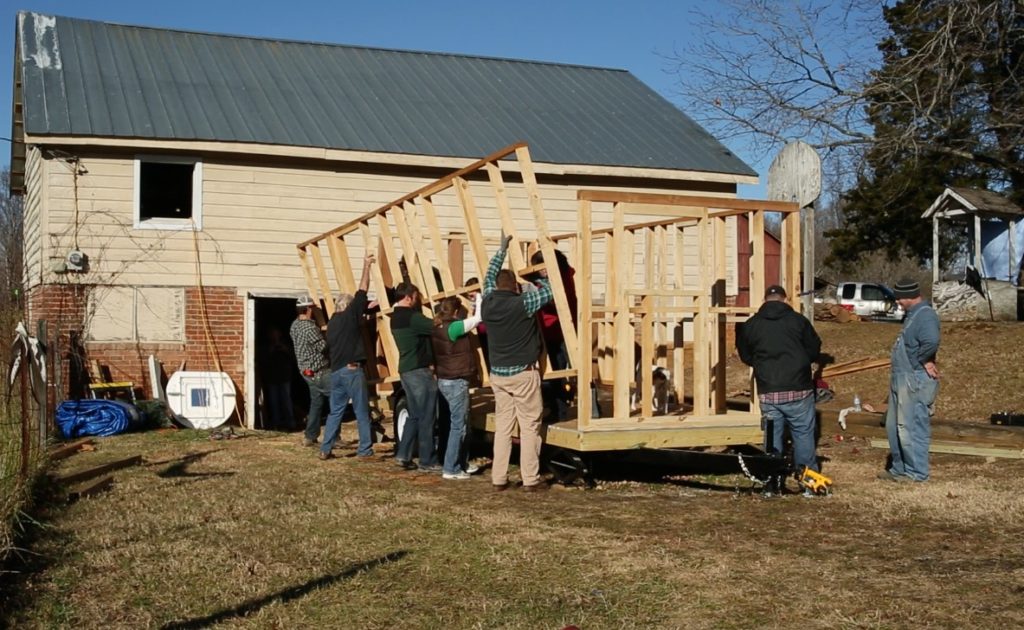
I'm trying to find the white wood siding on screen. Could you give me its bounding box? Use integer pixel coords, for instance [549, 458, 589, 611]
[40, 153, 739, 298]
[22, 146, 45, 288]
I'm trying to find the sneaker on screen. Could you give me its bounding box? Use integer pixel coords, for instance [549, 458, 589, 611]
[303, 438, 318, 447]
[442, 471, 471, 480]
[396, 459, 417, 471]
[417, 464, 443, 473]
[465, 463, 481, 475]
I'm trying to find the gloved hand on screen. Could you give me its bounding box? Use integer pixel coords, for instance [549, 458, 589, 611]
[464, 293, 484, 331]
[500, 230, 513, 251]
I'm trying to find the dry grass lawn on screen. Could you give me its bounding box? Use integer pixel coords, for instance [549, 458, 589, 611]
[3, 319, 1023, 628]
[2, 425, 1023, 629]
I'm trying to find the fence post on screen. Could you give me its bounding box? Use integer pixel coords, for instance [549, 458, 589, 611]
[37, 319, 48, 450]
[20, 347, 30, 479]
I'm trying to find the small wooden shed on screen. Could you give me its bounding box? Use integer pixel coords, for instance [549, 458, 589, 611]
[923, 187, 1024, 284]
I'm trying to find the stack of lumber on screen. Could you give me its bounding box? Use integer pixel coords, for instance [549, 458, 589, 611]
[814, 303, 861, 323]
[933, 281, 988, 321]
[821, 357, 889, 378]
[828, 409, 1024, 459]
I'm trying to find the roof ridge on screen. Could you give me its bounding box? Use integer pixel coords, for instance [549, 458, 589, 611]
[21, 10, 631, 74]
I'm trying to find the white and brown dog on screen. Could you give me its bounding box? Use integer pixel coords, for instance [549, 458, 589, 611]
[631, 365, 674, 415]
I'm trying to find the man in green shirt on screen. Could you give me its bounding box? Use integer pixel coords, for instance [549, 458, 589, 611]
[391, 282, 440, 472]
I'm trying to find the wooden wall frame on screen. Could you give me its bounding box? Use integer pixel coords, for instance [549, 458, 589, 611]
[297, 145, 801, 451]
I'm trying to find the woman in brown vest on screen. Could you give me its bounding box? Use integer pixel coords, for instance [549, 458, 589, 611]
[431, 295, 483, 480]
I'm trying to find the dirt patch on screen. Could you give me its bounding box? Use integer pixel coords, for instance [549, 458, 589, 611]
[3, 427, 1024, 629]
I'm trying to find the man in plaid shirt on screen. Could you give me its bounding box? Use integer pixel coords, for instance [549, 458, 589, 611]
[290, 296, 330, 447]
[737, 285, 823, 489]
[481, 234, 552, 492]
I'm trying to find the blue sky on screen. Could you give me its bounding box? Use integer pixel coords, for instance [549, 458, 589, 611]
[2, 0, 766, 194]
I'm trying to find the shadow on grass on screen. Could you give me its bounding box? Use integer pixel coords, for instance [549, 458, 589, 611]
[159, 550, 409, 630]
[150, 450, 235, 480]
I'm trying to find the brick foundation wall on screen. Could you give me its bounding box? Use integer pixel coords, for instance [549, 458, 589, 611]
[27, 284, 245, 419]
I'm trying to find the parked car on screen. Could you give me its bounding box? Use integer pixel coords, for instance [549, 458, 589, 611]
[836, 281, 905, 320]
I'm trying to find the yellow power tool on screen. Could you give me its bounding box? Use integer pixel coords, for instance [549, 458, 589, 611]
[799, 467, 834, 495]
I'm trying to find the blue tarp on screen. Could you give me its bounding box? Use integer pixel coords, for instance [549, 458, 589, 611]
[56, 399, 142, 438]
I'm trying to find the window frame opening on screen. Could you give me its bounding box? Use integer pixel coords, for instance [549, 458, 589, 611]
[133, 155, 203, 230]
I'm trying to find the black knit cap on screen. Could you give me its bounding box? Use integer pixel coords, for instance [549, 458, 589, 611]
[893, 278, 921, 299]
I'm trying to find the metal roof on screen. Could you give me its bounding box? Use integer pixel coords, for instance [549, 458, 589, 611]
[15, 11, 756, 177]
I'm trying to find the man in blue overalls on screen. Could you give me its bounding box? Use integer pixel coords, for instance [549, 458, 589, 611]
[879, 278, 941, 483]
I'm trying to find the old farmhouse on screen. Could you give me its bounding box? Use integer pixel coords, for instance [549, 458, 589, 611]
[11, 12, 759, 427]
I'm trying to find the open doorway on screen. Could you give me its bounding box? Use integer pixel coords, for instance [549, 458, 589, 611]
[253, 296, 307, 431]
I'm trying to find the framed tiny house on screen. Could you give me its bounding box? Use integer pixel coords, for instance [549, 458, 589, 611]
[296, 144, 801, 454]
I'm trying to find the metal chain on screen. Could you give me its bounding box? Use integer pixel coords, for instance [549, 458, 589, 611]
[736, 453, 770, 486]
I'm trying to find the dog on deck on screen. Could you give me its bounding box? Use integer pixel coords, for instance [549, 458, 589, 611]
[631, 365, 674, 415]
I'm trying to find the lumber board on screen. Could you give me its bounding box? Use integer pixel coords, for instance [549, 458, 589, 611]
[576, 189, 799, 213]
[297, 143, 526, 248]
[640, 296, 654, 417]
[67, 475, 113, 502]
[485, 161, 526, 271]
[55, 455, 142, 485]
[403, 200, 442, 301]
[390, 202, 429, 303]
[577, 199, 594, 428]
[49, 438, 94, 461]
[417, 195, 458, 293]
[515, 146, 580, 364]
[360, 225, 401, 373]
[375, 214, 403, 287]
[869, 439, 1023, 460]
[297, 247, 321, 309]
[750, 210, 766, 305]
[713, 216, 728, 413]
[452, 176, 489, 280]
[308, 243, 335, 316]
[822, 359, 890, 378]
[327, 235, 357, 294]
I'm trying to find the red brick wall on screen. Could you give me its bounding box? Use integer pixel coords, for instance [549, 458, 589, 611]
[27, 284, 245, 418]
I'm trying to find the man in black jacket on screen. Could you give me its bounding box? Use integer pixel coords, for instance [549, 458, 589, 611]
[737, 285, 823, 480]
[319, 252, 376, 461]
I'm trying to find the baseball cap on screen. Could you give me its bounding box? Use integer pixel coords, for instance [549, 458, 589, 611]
[296, 295, 316, 308]
[765, 285, 787, 299]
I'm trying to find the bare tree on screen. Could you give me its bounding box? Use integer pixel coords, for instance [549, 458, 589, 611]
[669, 0, 1024, 195]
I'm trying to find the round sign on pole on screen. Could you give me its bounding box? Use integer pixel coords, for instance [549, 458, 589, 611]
[766, 141, 821, 208]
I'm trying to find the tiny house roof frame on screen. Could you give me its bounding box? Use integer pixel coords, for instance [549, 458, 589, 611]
[297, 144, 802, 450]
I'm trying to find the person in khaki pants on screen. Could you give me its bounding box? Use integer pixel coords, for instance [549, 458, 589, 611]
[481, 234, 552, 492]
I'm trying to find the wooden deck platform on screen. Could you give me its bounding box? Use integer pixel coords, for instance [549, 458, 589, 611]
[467, 391, 762, 452]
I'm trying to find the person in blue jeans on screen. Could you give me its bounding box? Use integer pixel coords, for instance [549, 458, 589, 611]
[391, 282, 441, 472]
[290, 296, 330, 447]
[879, 278, 940, 483]
[319, 252, 377, 461]
[737, 285, 823, 496]
[430, 294, 483, 480]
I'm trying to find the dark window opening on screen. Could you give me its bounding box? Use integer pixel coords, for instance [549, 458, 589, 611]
[861, 285, 885, 301]
[139, 161, 194, 221]
[841, 284, 856, 299]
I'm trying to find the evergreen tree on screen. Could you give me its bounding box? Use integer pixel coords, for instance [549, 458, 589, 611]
[829, 0, 1023, 267]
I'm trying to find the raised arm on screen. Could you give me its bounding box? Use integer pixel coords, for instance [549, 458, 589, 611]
[483, 232, 512, 296]
[359, 252, 375, 293]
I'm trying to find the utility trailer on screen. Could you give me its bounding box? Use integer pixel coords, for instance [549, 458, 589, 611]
[296, 144, 803, 482]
